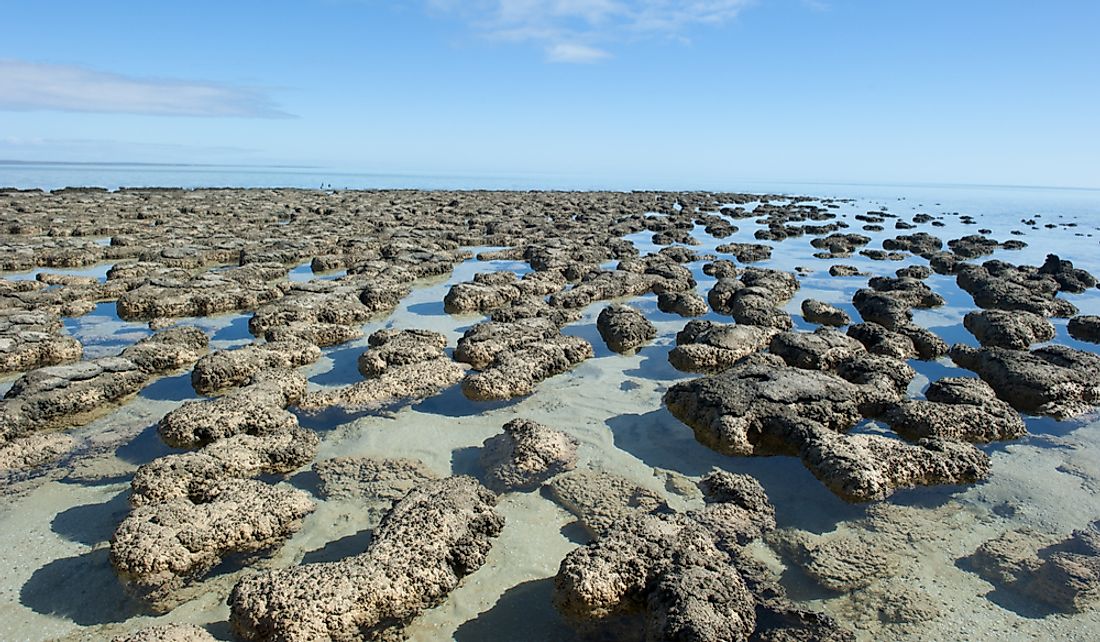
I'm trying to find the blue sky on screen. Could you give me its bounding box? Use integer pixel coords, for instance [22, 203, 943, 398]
[1, 1, 1098, 188]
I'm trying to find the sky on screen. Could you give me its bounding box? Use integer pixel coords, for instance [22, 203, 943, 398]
[1, 0, 1098, 189]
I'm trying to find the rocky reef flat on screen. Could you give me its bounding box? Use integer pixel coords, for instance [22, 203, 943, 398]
[2, 186, 1100, 641]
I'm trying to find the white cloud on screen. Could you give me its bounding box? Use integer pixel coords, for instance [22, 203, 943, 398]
[546, 43, 612, 63]
[0, 60, 290, 118]
[427, 0, 753, 62]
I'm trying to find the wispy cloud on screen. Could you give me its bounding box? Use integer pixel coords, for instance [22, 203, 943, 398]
[0, 60, 290, 118]
[546, 43, 612, 63]
[427, 0, 754, 62]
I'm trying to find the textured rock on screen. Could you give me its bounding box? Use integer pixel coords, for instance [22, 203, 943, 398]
[554, 513, 757, 642]
[191, 339, 320, 394]
[657, 290, 709, 317]
[769, 328, 866, 371]
[949, 344, 1100, 419]
[847, 322, 917, 360]
[1068, 315, 1100, 344]
[0, 328, 208, 441]
[708, 269, 799, 329]
[356, 328, 448, 377]
[663, 354, 874, 456]
[717, 242, 773, 263]
[111, 624, 217, 642]
[547, 470, 670, 538]
[111, 479, 315, 611]
[479, 418, 578, 492]
[313, 456, 438, 501]
[0, 310, 83, 373]
[668, 320, 778, 374]
[879, 377, 1026, 443]
[956, 260, 1078, 317]
[964, 310, 1055, 349]
[128, 426, 319, 507]
[228, 477, 504, 642]
[596, 303, 657, 354]
[301, 356, 465, 412]
[116, 263, 286, 320]
[461, 334, 592, 401]
[829, 265, 867, 277]
[801, 299, 851, 326]
[966, 523, 1100, 613]
[158, 369, 306, 448]
[454, 317, 560, 370]
[792, 424, 990, 503]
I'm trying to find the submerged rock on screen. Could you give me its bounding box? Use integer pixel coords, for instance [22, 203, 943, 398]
[547, 470, 670, 538]
[768, 528, 899, 592]
[949, 343, 1100, 419]
[228, 476, 504, 642]
[479, 418, 578, 492]
[313, 456, 438, 501]
[596, 303, 657, 354]
[965, 523, 1100, 613]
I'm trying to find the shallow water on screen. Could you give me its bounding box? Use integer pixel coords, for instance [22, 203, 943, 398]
[3, 184, 1100, 641]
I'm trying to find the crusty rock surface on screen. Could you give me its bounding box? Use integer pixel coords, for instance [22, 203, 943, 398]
[879, 377, 1026, 443]
[668, 320, 778, 374]
[158, 369, 306, 448]
[0, 309, 83, 373]
[596, 303, 656, 354]
[949, 343, 1100, 419]
[547, 469, 670, 538]
[554, 513, 757, 642]
[356, 328, 448, 378]
[313, 456, 438, 501]
[965, 523, 1100, 613]
[111, 479, 315, 611]
[801, 299, 851, 326]
[111, 624, 217, 642]
[1068, 315, 1100, 344]
[956, 260, 1078, 317]
[656, 290, 709, 317]
[301, 354, 465, 412]
[663, 354, 876, 457]
[792, 423, 990, 503]
[708, 268, 799, 329]
[191, 339, 320, 394]
[963, 309, 1055, 349]
[0, 328, 208, 441]
[769, 328, 866, 371]
[461, 334, 593, 401]
[479, 418, 578, 492]
[228, 476, 504, 642]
